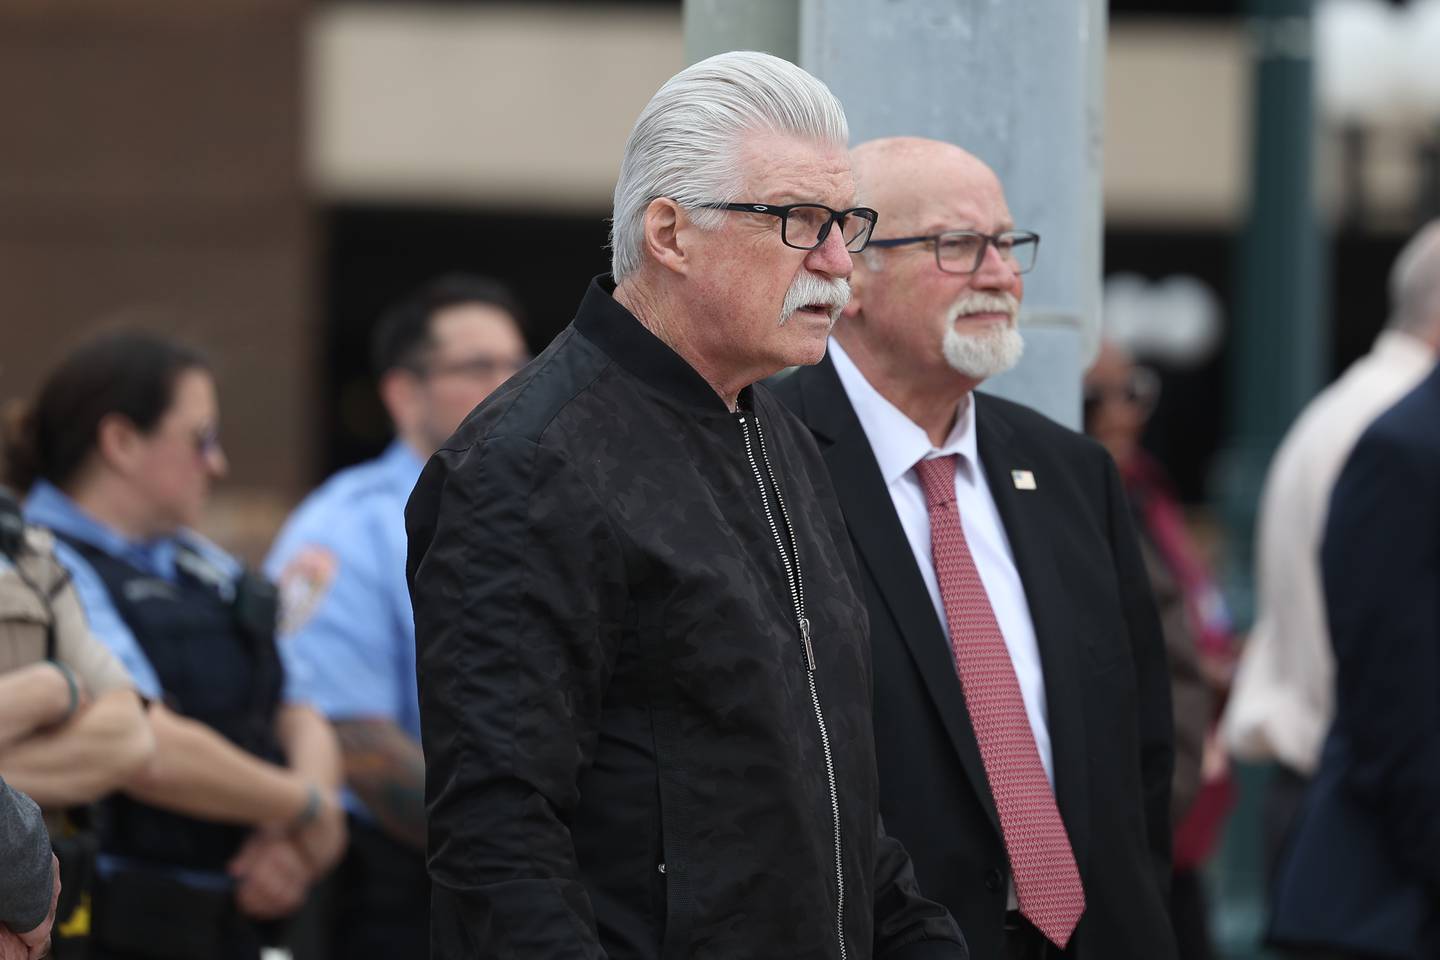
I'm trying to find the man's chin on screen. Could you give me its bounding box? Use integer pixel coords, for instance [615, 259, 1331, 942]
[783, 332, 832, 369]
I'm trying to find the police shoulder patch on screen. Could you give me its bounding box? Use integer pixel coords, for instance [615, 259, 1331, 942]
[276, 545, 339, 636]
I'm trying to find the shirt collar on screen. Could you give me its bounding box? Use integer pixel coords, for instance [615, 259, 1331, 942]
[828, 338, 980, 486]
[382, 440, 428, 490]
[24, 480, 177, 578]
[1373, 329, 1436, 367]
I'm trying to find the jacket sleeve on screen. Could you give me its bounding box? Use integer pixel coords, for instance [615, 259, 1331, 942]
[1322, 425, 1440, 891]
[0, 774, 52, 934]
[1102, 454, 1175, 892]
[872, 814, 970, 959]
[406, 435, 626, 959]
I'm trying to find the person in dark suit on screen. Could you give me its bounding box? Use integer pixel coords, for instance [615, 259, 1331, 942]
[773, 136, 1177, 960]
[1268, 361, 1440, 960]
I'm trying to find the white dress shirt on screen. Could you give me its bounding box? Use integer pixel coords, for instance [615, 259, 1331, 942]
[1223, 330, 1435, 775]
[830, 339, 1054, 787]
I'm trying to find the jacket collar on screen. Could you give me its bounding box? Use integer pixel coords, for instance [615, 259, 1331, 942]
[572, 276, 748, 416]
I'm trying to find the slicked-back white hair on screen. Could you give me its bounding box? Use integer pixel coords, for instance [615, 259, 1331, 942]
[609, 51, 849, 283]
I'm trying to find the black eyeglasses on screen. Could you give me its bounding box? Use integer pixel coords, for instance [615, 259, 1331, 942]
[696, 202, 879, 253]
[866, 230, 1040, 275]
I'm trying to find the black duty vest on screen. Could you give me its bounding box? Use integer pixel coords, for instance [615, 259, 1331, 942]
[58, 534, 284, 873]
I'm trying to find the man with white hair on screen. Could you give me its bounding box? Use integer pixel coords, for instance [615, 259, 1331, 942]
[406, 55, 968, 959]
[1223, 221, 1440, 878]
[775, 137, 1177, 960]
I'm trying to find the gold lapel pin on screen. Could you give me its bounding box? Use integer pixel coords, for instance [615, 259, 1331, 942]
[1011, 469, 1037, 490]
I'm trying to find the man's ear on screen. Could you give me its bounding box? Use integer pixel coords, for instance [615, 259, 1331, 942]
[378, 368, 421, 435]
[641, 198, 689, 276]
[841, 260, 868, 320]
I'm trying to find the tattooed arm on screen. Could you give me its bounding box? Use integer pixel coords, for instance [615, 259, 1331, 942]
[334, 717, 426, 852]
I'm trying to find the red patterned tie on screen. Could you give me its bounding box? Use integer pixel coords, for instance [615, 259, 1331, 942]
[916, 454, 1085, 948]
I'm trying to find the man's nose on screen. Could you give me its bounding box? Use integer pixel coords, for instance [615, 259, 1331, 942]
[971, 239, 1019, 292]
[804, 223, 853, 280]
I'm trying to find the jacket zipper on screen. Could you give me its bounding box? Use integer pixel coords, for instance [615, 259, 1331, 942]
[737, 411, 847, 960]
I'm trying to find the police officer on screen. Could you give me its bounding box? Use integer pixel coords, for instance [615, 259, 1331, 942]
[265, 275, 527, 958]
[5, 332, 347, 960]
[1, 485, 153, 958]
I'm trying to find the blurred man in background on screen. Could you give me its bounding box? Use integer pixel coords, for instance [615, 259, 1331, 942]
[1268, 355, 1440, 959]
[265, 275, 527, 959]
[1223, 221, 1440, 874]
[775, 136, 1176, 960]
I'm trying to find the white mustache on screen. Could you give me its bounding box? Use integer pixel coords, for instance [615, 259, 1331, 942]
[947, 291, 1019, 325]
[779, 274, 851, 326]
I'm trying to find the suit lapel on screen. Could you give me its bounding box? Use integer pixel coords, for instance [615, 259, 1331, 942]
[974, 396, 1092, 876]
[799, 358, 1003, 839]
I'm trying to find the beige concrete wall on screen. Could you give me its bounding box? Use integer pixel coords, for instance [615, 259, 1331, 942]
[0, 0, 313, 562]
[308, 7, 1426, 230]
[309, 3, 685, 210]
[305, 8, 1254, 225]
[1104, 21, 1250, 227]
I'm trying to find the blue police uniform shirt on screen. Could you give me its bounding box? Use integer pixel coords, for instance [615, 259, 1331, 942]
[24, 480, 312, 889]
[25, 480, 311, 706]
[264, 441, 425, 818]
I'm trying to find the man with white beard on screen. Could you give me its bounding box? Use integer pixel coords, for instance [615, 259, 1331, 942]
[774, 137, 1177, 960]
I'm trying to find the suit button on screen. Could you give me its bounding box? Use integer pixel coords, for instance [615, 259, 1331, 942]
[985, 868, 1004, 892]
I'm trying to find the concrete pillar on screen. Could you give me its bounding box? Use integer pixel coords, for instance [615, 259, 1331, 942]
[802, 0, 1108, 429]
[1219, 0, 1324, 625]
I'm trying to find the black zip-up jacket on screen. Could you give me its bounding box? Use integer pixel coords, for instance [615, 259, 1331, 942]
[406, 279, 967, 960]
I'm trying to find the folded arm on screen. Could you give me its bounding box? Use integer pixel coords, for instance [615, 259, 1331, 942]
[0, 688, 153, 807]
[126, 701, 314, 827]
[0, 664, 73, 749]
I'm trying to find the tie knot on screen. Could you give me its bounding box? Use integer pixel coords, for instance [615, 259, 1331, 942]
[915, 454, 959, 509]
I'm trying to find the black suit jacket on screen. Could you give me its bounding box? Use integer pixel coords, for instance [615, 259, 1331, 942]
[773, 356, 1177, 960]
[1269, 364, 1440, 959]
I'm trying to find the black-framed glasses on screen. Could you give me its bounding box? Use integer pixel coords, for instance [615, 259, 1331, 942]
[696, 202, 879, 253]
[866, 230, 1040, 275]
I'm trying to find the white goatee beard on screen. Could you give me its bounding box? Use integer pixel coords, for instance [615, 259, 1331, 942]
[940, 292, 1024, 380]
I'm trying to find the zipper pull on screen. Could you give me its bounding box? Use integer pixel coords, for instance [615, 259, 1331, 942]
[799, 617, 816, 672]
